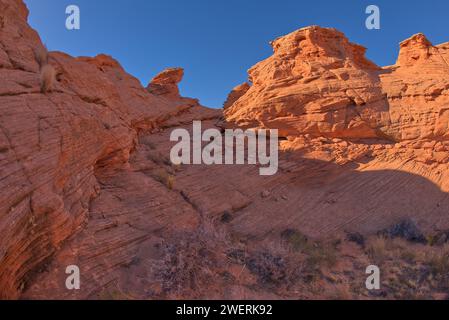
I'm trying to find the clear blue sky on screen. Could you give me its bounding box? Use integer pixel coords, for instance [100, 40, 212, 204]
[24, 0, 449, 108]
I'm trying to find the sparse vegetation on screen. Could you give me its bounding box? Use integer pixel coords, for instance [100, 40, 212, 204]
[40, 64, 56, 94]
[280, 229, 338, 269]
[379, 219, 426, 244]
[305, 241, 338, 269]
[97, 284, 135, 300]
[152, 168, 175, 190]
[34, 45, 56, 94]
[281, 229, 309, 252]
[425, 245, 449, 276]
[34, 45, 48, 69]
[366, 235, 388, 263]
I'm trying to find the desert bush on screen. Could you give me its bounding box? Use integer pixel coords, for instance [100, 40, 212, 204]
[152, 168, 175, 190]
[98, 288, 133, 300]
[367, 236, 388, 263]
[425, 245, 449, 276]
[34, 45, 49, 68]
[305, 241, 338, 269]
[399, 249, 417, 263]
[379, 219, 426, 244]
[280, 229, 338, 270]
[150, 212, 238, 298]
[346, 232, 365, 247]
[152, 231, 220, 298]
[34, 45, 56, 94]
[40, 64, 56, 94]
[246, 251, 288, 285]
[281, 229, 309, 252]
[328, 285, 353, 300]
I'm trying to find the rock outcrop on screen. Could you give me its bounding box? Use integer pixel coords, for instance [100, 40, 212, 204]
[224, 26, 449, 142]
[0, 0, 218, 299]
[381, 33, 449, 140]
[223, 82, 250, 109]
[224, 26, 388, 139]
[1, 0, 449, 300]
[147, 67, 184, 99]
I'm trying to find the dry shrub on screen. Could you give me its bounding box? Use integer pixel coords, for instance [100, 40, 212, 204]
[328, 285, 353, 300]
[281, 229, 338, 270]
[305, 241, 338, 269]
[34, 45, 49, 68]
[40, 64, 56, 93]
[151, 218, 227, 298]
[367, 236, 388, 263]
[34, 45, 56, 94]
[155, 238, 216, 297]
[425, 245, 449, 276]
[226, 239, 303, 288]
[281, 229, 309, 252]
[152, 168, 175, 190]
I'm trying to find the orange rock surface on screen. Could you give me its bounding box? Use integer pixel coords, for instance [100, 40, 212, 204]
[0, 0, 448, 300]
[224, 26, 449, 142]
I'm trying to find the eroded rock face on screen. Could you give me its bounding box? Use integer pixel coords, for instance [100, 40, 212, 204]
[147, 67, 184, 99]
[223, 82, 250, 109]
[224, 26, 449, 142]
[380, 34, 449, 140]
[1, 0, 449, 301]
[0, 0, 218, 299]
[224, 26, 389, 139]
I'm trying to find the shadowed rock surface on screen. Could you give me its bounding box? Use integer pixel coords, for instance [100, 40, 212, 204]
[0, 0, 449, 300]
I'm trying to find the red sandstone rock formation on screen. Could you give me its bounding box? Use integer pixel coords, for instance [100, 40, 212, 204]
[0, 0, 218, 299]
[224, 26, 449, 142]
[147, 67, 184, 98]
[223, 82, 250, 109]
[224, 26, 388, 139]
[1, 0, 449, 300]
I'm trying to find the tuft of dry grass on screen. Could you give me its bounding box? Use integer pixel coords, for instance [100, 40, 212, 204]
[366, 236, 388, 263]
[152, 168, 175, 190]
[305, 241, 338, 269]
[328, 285, 353, 300]
[281, 229, 309, 253]
[34, 45, 49, 69]
[40, 64, 56, 94]
[425, 245, 449, 276]
[34, 45, 56, 94]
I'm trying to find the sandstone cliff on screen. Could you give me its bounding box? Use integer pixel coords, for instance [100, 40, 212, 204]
[0, 0, 219, 298]
[1, 0, 449, 300]
[224, 26, 449, 142]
